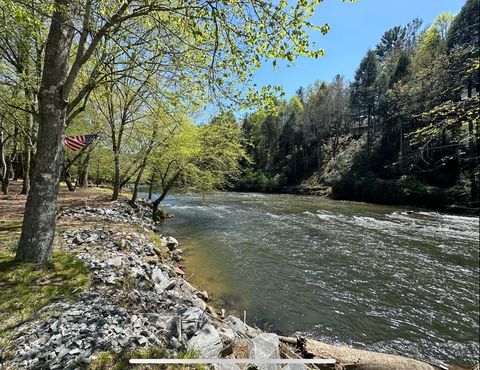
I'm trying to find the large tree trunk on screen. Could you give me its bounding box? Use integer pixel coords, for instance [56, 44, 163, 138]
[16, 0, 74, 264]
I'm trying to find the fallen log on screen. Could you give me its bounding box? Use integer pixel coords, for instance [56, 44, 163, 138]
[278, 336, 444, 370]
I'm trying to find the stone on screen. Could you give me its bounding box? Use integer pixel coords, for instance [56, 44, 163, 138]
[151, 269, 173, 291]
[218, 365, 241, 370]
[85, 233, 99, 243]
[226, 316, 248, 335]
[196, 290, 209, 301]
[163, 236, 179, 251]
[137, 336, 148, 346]
[107, 256, 123, 267]
[216, 325, 236, 343]
[73, 234, 85, 245]
[50, 321, 59, 333]
[282, 365, 308, 370]
[174, 266, 186, 276]
[181, 307, 206, 337]
[250, 333, 281, 370]
[69, 348, 81, 355]
[187, 323, 223, 358]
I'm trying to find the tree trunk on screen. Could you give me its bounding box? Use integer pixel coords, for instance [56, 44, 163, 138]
[148, 175, 154, 200]
[2, 156, 12, 195]
[399, 120, 404, 174]
[152, 172, 180, 212]
[131, 166, 144, 204]
[367, 106, 372, 156]
[79, 152, 90, 187]
[16, 0, 74, 264]
[0, 131, 7, 194]
[112, 152, 120, 200]
[21, 120, 33, 195]
[21, 108, 32, 194]
[131, 149, 152, 203]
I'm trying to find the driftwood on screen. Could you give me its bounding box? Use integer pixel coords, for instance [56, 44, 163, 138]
[278, 336, 443, 370]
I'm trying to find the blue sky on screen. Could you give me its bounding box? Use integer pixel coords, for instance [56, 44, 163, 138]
[253, 0, 466, 99]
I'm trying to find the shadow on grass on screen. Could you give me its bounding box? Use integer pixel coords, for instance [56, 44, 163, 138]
[0, 251, 90, 343]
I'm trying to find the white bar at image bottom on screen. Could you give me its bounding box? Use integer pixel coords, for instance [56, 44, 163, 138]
[129, 358, 336, 365]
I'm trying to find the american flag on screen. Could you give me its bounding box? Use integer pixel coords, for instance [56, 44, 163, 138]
[63, 134, 97, 151]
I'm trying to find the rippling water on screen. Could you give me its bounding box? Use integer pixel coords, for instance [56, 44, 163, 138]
[151, 192, 479, 365]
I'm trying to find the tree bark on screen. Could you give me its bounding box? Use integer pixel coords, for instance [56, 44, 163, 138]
[112, 153, 121, 200]
[152, 171, 180, 211]
[2, 156, 12, 195]
[79, 152, 90, 187]
[16, 0, 74, 264]
[21, 113, 33, 195]
[131, 166, 144, 204]
[148, 174, 154, 200]
[20, 147, 31, 194]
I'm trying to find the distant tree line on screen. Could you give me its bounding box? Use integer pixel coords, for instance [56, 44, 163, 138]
[236, 0, 479, 209]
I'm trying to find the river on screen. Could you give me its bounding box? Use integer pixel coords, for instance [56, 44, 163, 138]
[149, 191, 479, 365]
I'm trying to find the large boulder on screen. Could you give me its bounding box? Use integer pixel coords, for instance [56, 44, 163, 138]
[250, 333, 281, 370]
[187, 323, 223, 358]
[180, 306, 206, 337]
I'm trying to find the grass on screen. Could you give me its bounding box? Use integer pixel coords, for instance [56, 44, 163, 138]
[148, 232, 170, 261]
[0, 221, 22, 254]
[0, 251, 90, 346]
[89, 347, 205, 370]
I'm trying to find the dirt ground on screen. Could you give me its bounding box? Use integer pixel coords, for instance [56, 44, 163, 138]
[0, 180, 115, 252]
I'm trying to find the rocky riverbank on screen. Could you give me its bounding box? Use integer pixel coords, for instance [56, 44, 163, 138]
[1, 197, 450, 370]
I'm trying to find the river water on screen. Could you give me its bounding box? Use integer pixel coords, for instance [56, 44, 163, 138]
[152, 192, 479, 365]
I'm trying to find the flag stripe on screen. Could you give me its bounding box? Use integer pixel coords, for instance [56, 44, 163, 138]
[63, 134, 97, 151]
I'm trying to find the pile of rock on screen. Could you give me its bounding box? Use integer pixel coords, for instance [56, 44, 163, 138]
[4, 202, 298, 369]
[58, 200, 156, 231]
[7, 293, 162, 369]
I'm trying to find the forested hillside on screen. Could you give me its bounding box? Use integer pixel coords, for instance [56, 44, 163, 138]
[236, 0, 479, 211]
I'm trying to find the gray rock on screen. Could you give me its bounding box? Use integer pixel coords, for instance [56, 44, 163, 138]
[106, 256, 123, 267]
[69, 348, 81, 355]
[151, 268, 172, 291]
[217, 365, 241, 370]
[73, 234, 85, 244]
[187, 323, 223, 358]
[180, 307, 206, 337]
[163, 236, 179, 251]
[216, 325, 236, 343]
[85, 233, 99, 243]
[136, 336, 148, 346]
[226, 316, 248, 334]
[251, 333, 281, 370]
[282, 364, 308, 370]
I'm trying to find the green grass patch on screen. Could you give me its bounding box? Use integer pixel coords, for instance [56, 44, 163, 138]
[148, 233, 169, 260]
[0, 251, 90, 343]
[89, 347, 204, 370]
[0, 222, 22, 253]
